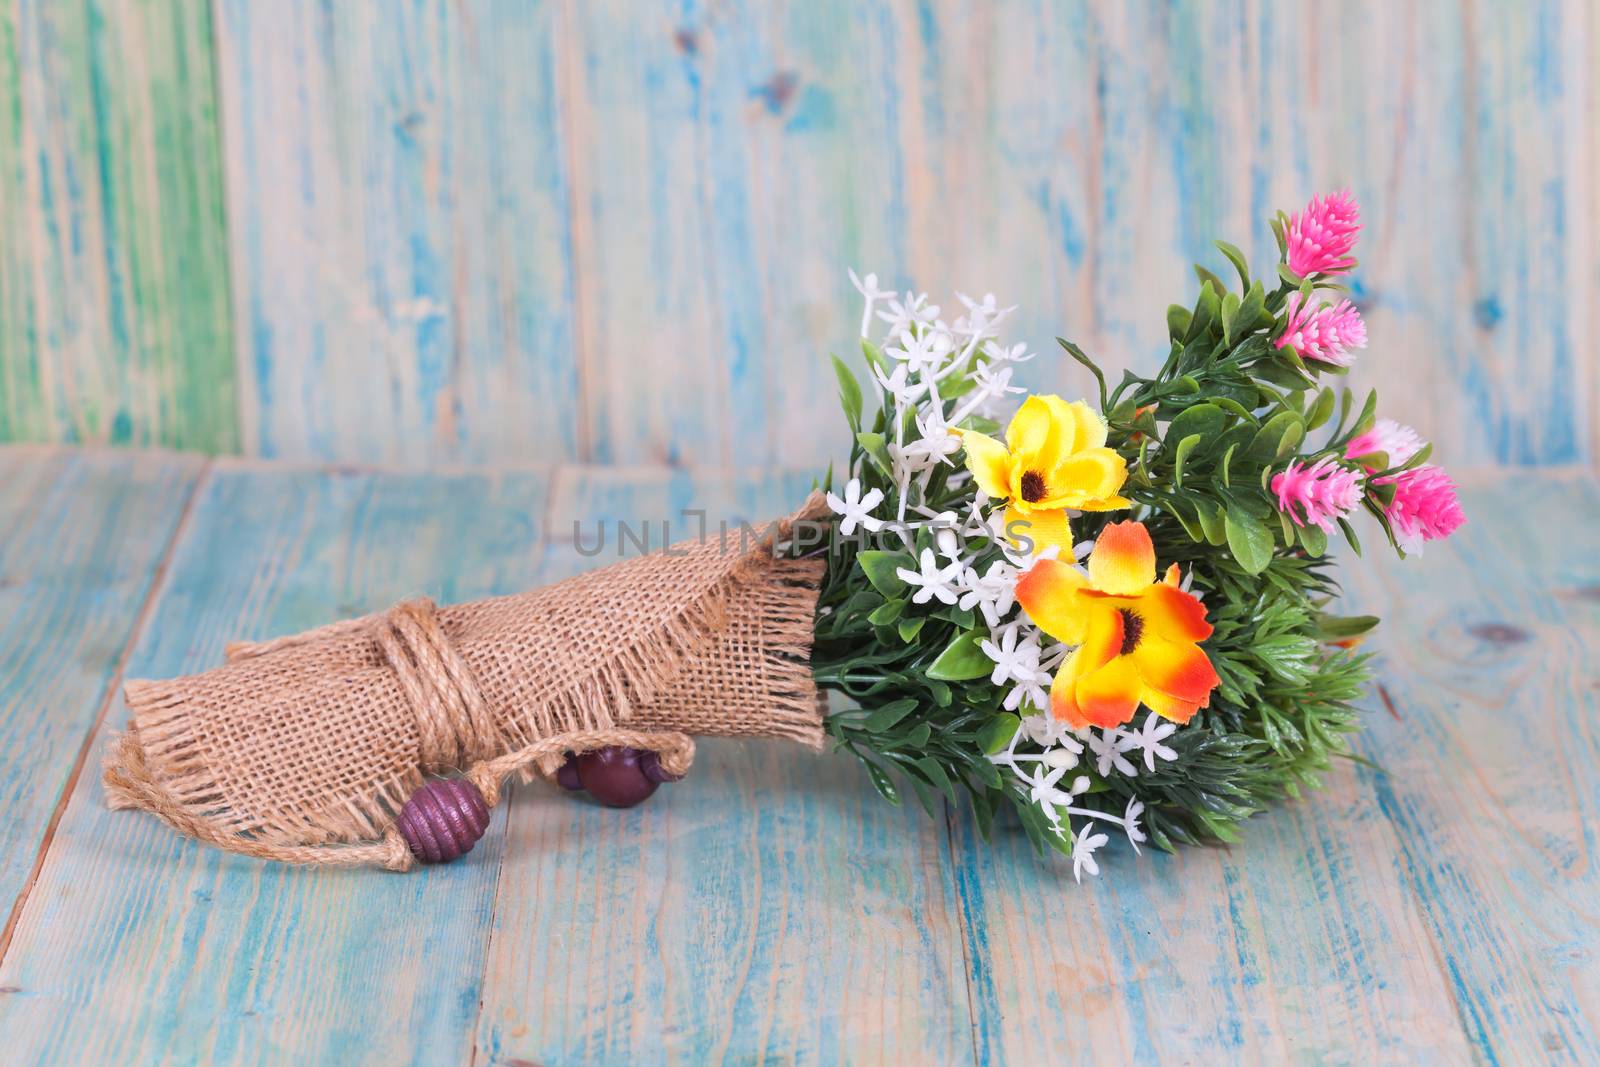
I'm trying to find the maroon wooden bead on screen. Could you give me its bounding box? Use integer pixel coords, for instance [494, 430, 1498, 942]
[575, 747, 659, 808]
[396, 778, 490, 864]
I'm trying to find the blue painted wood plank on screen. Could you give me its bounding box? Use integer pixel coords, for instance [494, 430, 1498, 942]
[0, 447, 202, 939]
[0, 462, 553, 1064]
[1341, 471, 1600, 1063]
[212, 1, 584, 464]
[474, 534, 975, 1065]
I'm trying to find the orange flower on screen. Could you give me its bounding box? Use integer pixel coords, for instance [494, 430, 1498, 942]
[1015, 520, 1221, 729]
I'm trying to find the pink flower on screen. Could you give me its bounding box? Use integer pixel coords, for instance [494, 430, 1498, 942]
[1271, 458, 1364, 533]
[1276, 293, 1367, 367]
[1345, 418, 1425, 469]
[1375, 465, 1465, 553]
[1286, 190, 1362, 277]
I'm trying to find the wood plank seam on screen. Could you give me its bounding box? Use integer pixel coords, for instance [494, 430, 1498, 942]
[467, 781, 517, 1067]
[944, 800, 985, 1065]
[0, 458, 213, 967]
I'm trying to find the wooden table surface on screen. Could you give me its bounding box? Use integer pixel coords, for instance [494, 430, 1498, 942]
[0, 446, 1594, 1065]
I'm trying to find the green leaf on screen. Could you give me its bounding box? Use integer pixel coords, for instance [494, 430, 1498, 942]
[1194, 496, 1227, 545]
[1351, 388, 1378, 436]
[1215, 239, 1251, 289]
[857, 550, 913, 596]
[913, 757, 957, 803]
[1224, 508, 1275, 574]
[866, 763, 900, 805]
[863, 698, 918, 732]
[897, 616, 927, 642]
[1173, 433, 1202, 487]
[1058, 338, 1108, 410]
[977, 713, 1021, 755]
[1316, 614, 1381, 641]
[1236, 279, 1267, 333]
[867, 599, 905, 625]
[1186, 280, 1220, 342]
[1305, 387, 1336, 432]
[1166, 402, 1226, 449]
[1337, 515, 1363, 556]
[1195, 263, 1229, 295]
[1247, 410, 1304, 462]
[860, 338, 891, 377]
[1166, 305, 1193, 342]
[927, 630, 993, 681]
[831, 354, 864, 432]
[856, 431, 894, 476]
[1220, 290, 1241, 346]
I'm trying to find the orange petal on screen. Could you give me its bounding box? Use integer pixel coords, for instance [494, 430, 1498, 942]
[1138, 583, 1213, 643]
[1015, 558, 1091, 643]
[1003, 504, 1074, 555]
[1073, 656, 1142, 729]
[1132, 636, 1221, 703]
[959, 430, 1014, 500]
[1141, 687, 1201, 724]
[1049, 669, 1091, 728]
[1163, 563, 1181, 586]
[1088, 520, 1156, 595]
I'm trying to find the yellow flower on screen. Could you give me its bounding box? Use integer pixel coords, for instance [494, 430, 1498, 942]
[960, 395, 1131, 550]
[1016, 520, 1221, 729]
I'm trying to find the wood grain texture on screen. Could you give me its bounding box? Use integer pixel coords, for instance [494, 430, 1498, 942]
[0, 447, 201, 940]
[1, 460, 1596, 1065]
[0, 462, 552, 1064]
[1341, 472, 1600, 1065]
[211, 0, 583, 464]
[0, 1, 235, 451]
[200, 0, 1598, 468]
[473, 541, 974, 1065]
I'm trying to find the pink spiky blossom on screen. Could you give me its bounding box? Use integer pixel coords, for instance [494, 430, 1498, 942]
[1286, 190, 1362, 277]
[1276, 292, 1367, 367]
[1271, 457, 1364, 533]
[1375, 465, 1465, 553]
[1346, 418, 1425, 469]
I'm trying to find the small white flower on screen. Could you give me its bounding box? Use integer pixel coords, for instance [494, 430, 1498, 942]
[871, 361, 928, 408]
[1123, 714, 1179, 772]
[848, 269, 888, 338]
[958, 559, 1018, 628]
[1003, 670, 1051, 714]
[1123, 798, 1147, 854]
[1088, 727, 1139, 777]
[896, 547, 961, 605]
[1072, 821, 1110, 882]
[1021, 713, 1083, 752]
[979, 624, 1042, 688]
[887, 328, 949, 376]
[901, 409, 963, 467]
[981, 340, 1037, 364]
[825, 478, 885, 537]
[876, 291, 939, 338]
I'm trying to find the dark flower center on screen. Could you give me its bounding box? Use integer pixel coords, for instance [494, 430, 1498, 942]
[1019, 470, 1047, 503]
[1118, 609, 1144, 655]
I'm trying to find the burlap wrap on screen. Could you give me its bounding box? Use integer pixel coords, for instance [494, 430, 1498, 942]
[102, 494, 831, 869]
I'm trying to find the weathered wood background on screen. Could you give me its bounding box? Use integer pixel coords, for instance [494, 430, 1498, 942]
[1, 0, 1596, 468]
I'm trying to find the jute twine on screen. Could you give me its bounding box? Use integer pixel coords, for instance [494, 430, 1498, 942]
[102, 494, 830, 870]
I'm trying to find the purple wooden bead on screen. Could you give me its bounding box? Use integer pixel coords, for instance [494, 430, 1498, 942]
[639, 749, 682, 784]
[396, 778, 490, 864]
[555, 756, 584, 792]
[575, 747, 659, 808]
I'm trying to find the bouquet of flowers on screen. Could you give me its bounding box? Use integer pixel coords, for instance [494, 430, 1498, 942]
[815, 190, 1462, 877]
[105, 190, 1462, 877]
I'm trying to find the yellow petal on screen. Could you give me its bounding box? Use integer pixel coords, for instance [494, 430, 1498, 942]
[1088, 520, 1157, 594]
[1014, 557, 1091, 643]
[1002, 504, 1074, 555]
[1061, 399, 1108, 452]
[1004, 396, 1061, 468]
[959, 430, 1014, 500]
[1049, 668, 1090, 728]
[1040, 449, 1127, 507]
[1073, 494, 1134, 513]
[1137, 583, 1212, 643]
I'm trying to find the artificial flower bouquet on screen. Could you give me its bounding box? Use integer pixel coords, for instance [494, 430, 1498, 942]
[815, 190, 1462, 877]
[105, 190, 1462, 877]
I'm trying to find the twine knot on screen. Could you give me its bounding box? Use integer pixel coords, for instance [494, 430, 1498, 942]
[370, 598, 495, 773]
